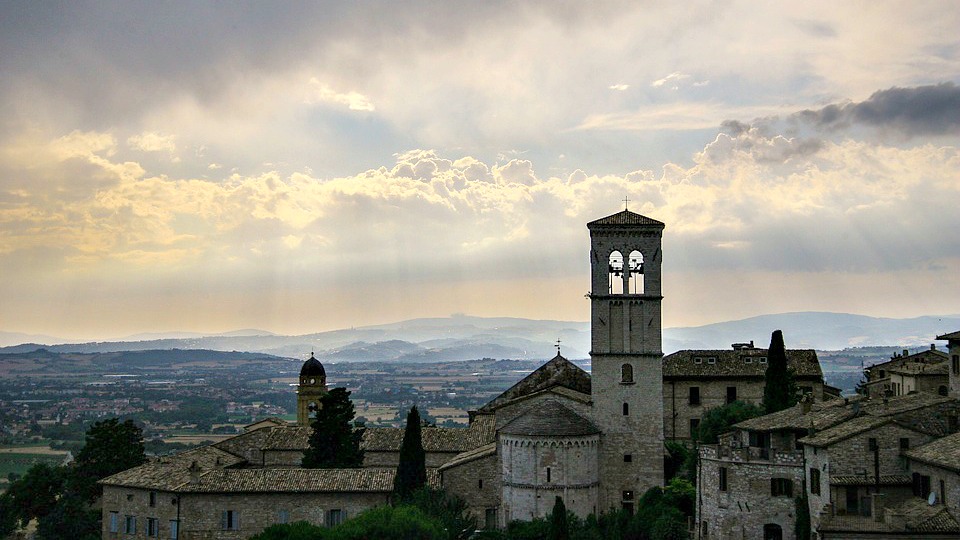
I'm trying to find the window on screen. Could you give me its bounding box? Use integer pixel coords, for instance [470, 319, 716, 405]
[771, 478, 793, 497]
[326, 509, 344, 527]
[694, 356, 702, 364]
[719, 467, 728, 491]
[759, 356, 767, 363]
[690, 418, 700, 437]
[124, 515, 136, 535]
[763, 524, 783, 540]
[277, 510, 289, 524]
[939, 385, 949, 397]
[608, 251, 624, 294]
[485, 508, 497, 530]
[110, 512, 119, 533]
[623, 454, 632, 463]
[744, 356, 753, 363]
[621, 363, 634, 384]
[953, 355, 959, 375]
[941, 479, 947, 504]
[949, 415, 959, 434]
[879, 369, 886, 378]
[810, 468, 820, 495]
[221, 510, 239, 531]
[689, 386, 701, 406]
[900, 437, 910, 450]
[147, 518, 159, 537]
[546, 467, 551, 482]
[726, 386, 737, 405]
[623, 402, 629, 415]
[169, 520, 179, 539]
[868, 438, 878, 451]
[913, 473, 932, 498]
[627, 250, 644, 293]
[622, 490, 634, 515]
[149, 491, 156, 507]
[707, 357, 716, 364]
[478, 478, 483, 489]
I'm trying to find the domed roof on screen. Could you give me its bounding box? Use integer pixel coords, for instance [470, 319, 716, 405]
[300, 354, 326, 378]
[500, 399, 599, 437]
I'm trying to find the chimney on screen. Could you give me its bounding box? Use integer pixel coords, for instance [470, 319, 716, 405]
[903, 349, 909, 358]
[931, 344, 937, 351]
[188, 461, 201, 484]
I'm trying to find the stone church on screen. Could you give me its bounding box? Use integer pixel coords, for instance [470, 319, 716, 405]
[100, 209, 667, 539]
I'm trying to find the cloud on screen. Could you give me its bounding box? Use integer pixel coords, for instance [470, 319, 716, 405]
[793, 82, 960, 136]
[127, 132, 176, 153]
[609, 84, 630, 91]
[305, 78, 375, 112]
[651, 71, 690, 88]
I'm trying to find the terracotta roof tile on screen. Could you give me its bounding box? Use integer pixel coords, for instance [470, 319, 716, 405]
[904, 432, 960, 473]
[663, 349, 822, 379]
[478, 355, 590, 413]
[500, 399, 600, 437]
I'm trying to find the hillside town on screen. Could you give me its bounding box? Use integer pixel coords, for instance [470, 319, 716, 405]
[4, 210, 952, 540]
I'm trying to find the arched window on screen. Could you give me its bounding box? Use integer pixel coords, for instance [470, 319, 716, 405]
[627, 251, 644, 294]
[763, 524, 783, 540]
[609, 251, 624, 294]
[622, 402, 629, 416]
[621, 363, 634, 383]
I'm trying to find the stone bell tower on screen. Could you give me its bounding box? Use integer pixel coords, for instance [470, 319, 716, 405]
[297, 353, 328, 426]
[587, 208, 665, 512]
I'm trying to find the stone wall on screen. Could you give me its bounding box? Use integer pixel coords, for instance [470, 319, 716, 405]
[819, 424, 936, 480]
[500, 434, 599, 523]
[102, 485, 389, 539]
[440, 452, 501, 527]
[906, 459, 960, 516]
[493, 390, 592, 432]
[697, 445, 803, 540]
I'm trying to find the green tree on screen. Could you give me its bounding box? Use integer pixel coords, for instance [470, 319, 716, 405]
[71, 418, 147, 502]
[4, 462, 64, 526]
[664, 441, 693, 483]
[251, 521, 328, 540]
[408, 487, 476, 539]
[394, 406, 427, 502]
[548, 496, 570, 540]
[0, 493, 19, 537]
[35, 494, 100, 540]
[328, 505, 445, 540]
[663, 477, 695, 519]
[302, 388, 365, 468]
[695, 401, 764, 444]
[763, 330, 798, 414]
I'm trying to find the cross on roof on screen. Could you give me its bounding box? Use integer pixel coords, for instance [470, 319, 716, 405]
[623, 196, 630, 210]
[555, 338, 562, 355]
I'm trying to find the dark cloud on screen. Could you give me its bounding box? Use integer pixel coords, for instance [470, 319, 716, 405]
[795, 82, 960, 136]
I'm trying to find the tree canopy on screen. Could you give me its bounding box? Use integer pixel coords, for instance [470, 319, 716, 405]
[763, 329, 799, 414]
[394, 406, 427, 502]
[71, 418, 146, 502]
[548, 496, 569, 540]
[695, 401, 764, 444]
[302, 387, 365, 468]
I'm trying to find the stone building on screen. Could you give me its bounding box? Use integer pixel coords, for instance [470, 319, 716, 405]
[663, 344, 838, 441]
[937, 331, 960, 399]
[696, 390, 960, 540]
[862, 345, 948, 399]
[100, 209, 668, 538]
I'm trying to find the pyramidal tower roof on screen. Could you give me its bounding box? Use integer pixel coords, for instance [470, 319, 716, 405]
[587, 210, 664, 229]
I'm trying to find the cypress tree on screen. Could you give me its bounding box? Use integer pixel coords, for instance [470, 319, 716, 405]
[302, 388, 364, 468]
[763, 329, 798, 414]
[393, 406, 427, 502]
[548, 496, 569, 540]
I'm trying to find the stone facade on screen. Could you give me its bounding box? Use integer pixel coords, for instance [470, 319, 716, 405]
[937, 331, 960, 400]
[587, 211, 665, 510]
[697, 442, 803, 540]
[663, 346, 834, 441]
[438, 444, 500, 529]
[863, 346, 948, 399]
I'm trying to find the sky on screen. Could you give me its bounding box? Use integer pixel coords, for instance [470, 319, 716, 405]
[1, 1, 959, 341]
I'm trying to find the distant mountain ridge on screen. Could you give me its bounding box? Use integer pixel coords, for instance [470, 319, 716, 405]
[2, 312, 958, 362]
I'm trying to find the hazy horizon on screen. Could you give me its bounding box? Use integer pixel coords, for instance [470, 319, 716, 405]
[2, 3, 958, 340]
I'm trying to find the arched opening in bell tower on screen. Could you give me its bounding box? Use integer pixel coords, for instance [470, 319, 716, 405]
[627, 251, 644, 294]
[608, 251, 624, 294]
